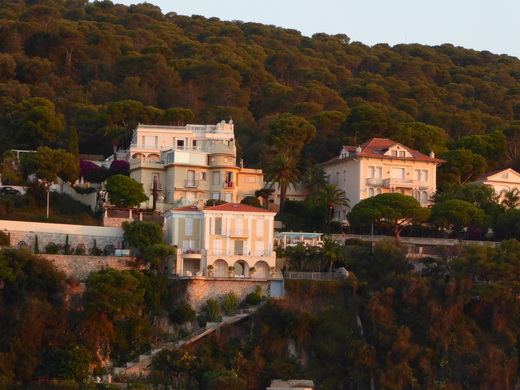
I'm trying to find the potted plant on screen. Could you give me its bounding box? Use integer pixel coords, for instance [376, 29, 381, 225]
[269, 266, 276, 278]
[249, 267, 256, 278]
[228, 266, 235, 277]
[207, 264, 214, 277]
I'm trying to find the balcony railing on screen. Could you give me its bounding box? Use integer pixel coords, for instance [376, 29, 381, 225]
[382, 178, 429, 189]
[223, 181, 235, 188]
[184, 179, 200, 188]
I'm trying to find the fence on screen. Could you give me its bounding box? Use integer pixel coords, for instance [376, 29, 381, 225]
[282, 271, 348, 281]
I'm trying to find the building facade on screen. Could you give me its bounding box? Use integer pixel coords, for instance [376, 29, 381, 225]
[164, 203, 277, 278]
[117, 121, 263, 209]
[473, 168, 520, 203]
[320, 138, 444, 222]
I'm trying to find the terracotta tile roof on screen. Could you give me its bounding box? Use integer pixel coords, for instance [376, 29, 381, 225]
[170, 205, 201, 212]
[320, 137, 444, 165]
[205, 203, 276, 213]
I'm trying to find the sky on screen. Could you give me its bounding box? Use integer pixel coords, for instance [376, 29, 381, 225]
[114, 0, 520, 59]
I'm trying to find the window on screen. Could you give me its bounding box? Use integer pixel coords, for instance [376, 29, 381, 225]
[415, 169, 429, 181]
[212, 191, 220, 200]
[368, 188, 374, 197]
[399, 151, 406, 157]
[213, 171, 220, 185]
[255, 241, 265, 256]
[391, 150, 398, 157]
[421, 191, 429, 203]
[343, 170, 347, 181]
[336, 171, 339, 184]
[213, 239, 223, 255]
[369, 166, 382, 178]
[215, 217, 222, 235]
[391, 167, 405, 179]
[234, 241, 244, 255]
[176, 139, 184, 149]
[256, 218, 264, 237]
[200, 172, 206, 181]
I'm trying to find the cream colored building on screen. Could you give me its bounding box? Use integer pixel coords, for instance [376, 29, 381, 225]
[320, 138, 444, 222]
[117, 121, 263, 209]
[164, 203, 277, 278]
[473, 168, 520, 203]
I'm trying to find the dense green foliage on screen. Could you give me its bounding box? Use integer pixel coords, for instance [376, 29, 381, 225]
[0, 0, 519, 174]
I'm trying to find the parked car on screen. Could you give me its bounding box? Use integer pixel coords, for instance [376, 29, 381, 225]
[0, 186, 21, 195]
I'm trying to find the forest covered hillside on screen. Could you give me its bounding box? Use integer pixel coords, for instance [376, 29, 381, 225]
[1, 0, 520, 175]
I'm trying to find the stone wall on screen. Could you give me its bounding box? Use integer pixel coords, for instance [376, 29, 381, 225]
[0, 220, 124, 254]
[41, 255, 135, 281]
[181, 278, 271, 311]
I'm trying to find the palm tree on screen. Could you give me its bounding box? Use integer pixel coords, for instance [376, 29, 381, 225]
[501, 188, 520, 210]
[313, 184, 350, 224]
[265, 153, 300, 214]
[302, 166, 327, 192]
[319, 238, 346, 272]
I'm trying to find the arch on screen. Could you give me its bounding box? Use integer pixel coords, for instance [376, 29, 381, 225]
[104, 244, 115, 255]
[254, 261, 269, 278]
[147, 153, 160, 162]
[213, 259, 228, 277]
[420, 191, 428, 203]
[233, 260, 248, 277]
[18, 241, 27, 247]
[132, 153, 143, 159]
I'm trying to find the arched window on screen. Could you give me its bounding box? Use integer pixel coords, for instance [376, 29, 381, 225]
[368, 188, 374, 197]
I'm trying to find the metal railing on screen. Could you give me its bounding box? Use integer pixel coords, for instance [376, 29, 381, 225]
[283, 271, 347, 281]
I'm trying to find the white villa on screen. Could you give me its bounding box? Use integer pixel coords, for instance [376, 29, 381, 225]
[116, 121, 264, 210]
[320, 138, 444, 222]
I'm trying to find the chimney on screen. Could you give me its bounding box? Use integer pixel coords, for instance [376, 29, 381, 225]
[429, 151, 435, 158]
[356, 146, 362, 154]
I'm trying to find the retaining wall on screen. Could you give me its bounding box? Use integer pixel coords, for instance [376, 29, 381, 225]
[41, 254, 134, 281]
[0, 220, 124, 253]
[180, 278, 271, 311]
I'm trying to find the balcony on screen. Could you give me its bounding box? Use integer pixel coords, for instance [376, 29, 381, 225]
[382, 178, 429, 189]
[184, 179, 200, 188]
[223, 181, 235, 188]
[366, 178, 383, 186]
[180, 249, 202, 259]
[229, 229, 250, 238]
[149, 183, 163, 190]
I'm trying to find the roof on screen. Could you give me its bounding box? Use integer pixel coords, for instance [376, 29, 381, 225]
[275, 232, 323, 239]
[167, 203, 276, 214]
[205, 203, 276, 214]
[320, 138, 445, 165]
[475, 168, 520, 181]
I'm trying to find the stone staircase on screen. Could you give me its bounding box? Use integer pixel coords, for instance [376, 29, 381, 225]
[113, 307, 261, 377]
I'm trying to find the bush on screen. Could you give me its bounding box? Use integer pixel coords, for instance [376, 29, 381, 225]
[206, 298, 221, 322]
[45, 242, 59, 254]
[222, 292, 239, 315]
[0, 231, 9, 245]
[75, 246, 86, 255]
[170, 302, 196, 324]
[245, 285, 263, 305]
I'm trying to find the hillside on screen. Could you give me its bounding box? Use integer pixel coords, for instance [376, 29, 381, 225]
[1, 0, 520, 174]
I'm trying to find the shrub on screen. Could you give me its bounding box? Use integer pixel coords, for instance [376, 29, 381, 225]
[75, 246, 86, 255]
[206, 298, 221, 322]
[245, 292, 262, 305]
[170, 302, 196, 324]
[45, 242, 59, 254]
[0, 231, 9, 245]
[222, 292, 239, 315]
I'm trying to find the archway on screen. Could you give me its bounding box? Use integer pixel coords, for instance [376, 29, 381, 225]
[233, 260, 248, 277]
[213, 259, 228, 277]
[254, 261, 269, 278]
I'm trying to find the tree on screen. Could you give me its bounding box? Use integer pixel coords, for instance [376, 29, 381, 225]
[123, 221, 163, 252]
[439, 148, 487, 184]
[265, 153, 300, 214]
[143, 244, 176, 274]
[493, 209, 520, 240]
[430, 199, 488, 239]
[105, 174, 148, 208]
[240, 196, 262, 208]
[254, 188, 275, 208]
[501, 188, 520, 210]
[312, 184, 350, 224]
[20, 146, 79, 188]
[16, 98, 64, 146]
[318, 238, 347, 272]
[347, 193, 429, 239]
[301, 165, 327, 192]
[265, 113, 316, 157]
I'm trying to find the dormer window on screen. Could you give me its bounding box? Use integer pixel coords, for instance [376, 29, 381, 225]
[391, 150, 398, 157]
[399, 151, 406, 157]
[340, 151, 349, 159]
